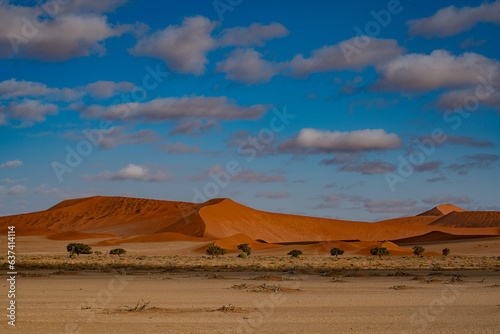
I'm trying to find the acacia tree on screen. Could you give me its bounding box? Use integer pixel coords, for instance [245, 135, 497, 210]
[67, 243, 92, 258]
[237, 243, 252, 256]
[370, 246, 390, 258]
[206, 244, 227, 259]
[288, 249, 303, 258]
[413, 246, 425, 257]
[330, 248, 345, 258]
[109, 248, 127, 257]
[442, 248, 450, 256]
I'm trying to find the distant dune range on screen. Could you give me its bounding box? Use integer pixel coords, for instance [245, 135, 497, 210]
[1, 196, 499, 254]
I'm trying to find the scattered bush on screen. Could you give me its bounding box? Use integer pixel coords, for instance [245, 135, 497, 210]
[442, 248, 450, 256]
[94, 251, 102, 256]
[237, 243, 252, 256]
[238, 252, 248, 258]
[413, 246, 425, 256]
[206, 244, 227, 259]
[109, 248, 127, 257]
[370, 246, 390, 258]
[66, 243, 92, 258]
[288, 250, 303, 258]
[330, 248, 345, 258]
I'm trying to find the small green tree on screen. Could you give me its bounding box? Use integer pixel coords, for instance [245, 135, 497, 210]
[237, 243, 252, 256]
[442, 248, 450, 256]
[238, 252, 248, 258]
[413, 246, 425, 256]
[206, 244, 227, 259]
[66, 243, 92, 258]
[330, 248, 345, 258]
[288, 249, 303, 258]
[370, 246, 390, 258]
[109, 248, 127, 257]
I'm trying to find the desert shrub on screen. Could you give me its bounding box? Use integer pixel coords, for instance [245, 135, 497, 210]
[370, 246, 390, 258]
[442, 248, 450, 256]
[330, 248, 345, 257]
[288, 250, 303, 258]
[109, 248, 127, 257]
[413, 246, 425, 256]
[94, 251, 102, 256]
[206, 244, 227, 258]
[238, 252, 248, 258]
[237, 243, 252, 256]
[66, 243, 92, 257]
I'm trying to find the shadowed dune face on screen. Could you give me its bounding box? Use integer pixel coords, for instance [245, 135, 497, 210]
[429, 211, 500, 228]
[0, 196, 499, 249]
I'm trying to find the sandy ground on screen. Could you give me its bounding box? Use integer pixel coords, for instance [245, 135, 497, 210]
[8, 235, 500, 257]
[0, 269, 499, 333]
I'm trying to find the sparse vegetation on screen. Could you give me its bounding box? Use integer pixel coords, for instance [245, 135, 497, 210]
[288, 249, 303, 258]
[206, 244, 227, 259]
[370, 246, 390, 258]
[413, 246, 425, 256]
[66, 243, 92, 258]
[442, 248, 450, 256]
[237, 243, 252, 256]
[330, 248, 345, 258]
[109, 248, 127, 257]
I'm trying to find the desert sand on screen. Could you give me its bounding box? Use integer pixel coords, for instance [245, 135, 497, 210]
[1, 269, 499, 333]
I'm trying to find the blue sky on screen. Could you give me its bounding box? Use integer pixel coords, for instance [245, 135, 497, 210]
[0, 0, 499, 221]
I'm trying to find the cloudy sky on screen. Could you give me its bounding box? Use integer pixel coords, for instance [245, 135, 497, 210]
[0, 0, 499, 221]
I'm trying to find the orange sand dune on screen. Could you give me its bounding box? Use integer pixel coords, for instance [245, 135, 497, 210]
[418, 204, 466, 216]
[0, 227, 62, 236]
[47, 231, 118, 240]
[93, 232, 213, 246]
[1, 196, 499, 245]
[0, 196, 210, 237]
[199, 199, 500, 243]
[429, 211, 500, 228]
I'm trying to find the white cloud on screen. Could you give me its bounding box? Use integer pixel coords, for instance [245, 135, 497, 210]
[3, 99, 58, 123]
[170, 120, 219, 136]
[158, 142, 201, 154]
[286, 37, 404, 77]
[84, 81, 136, 99]
[218, 23, 289, 47]
[7, 185, 27, 195]
[0, 79, 83, 101]
[364, 199, 418, 214]
[33, 184, 59, 196]
[208, 164, 286, 183]
[436, 88, 500, 111]
[81, 96, 269, 121]
[374, 50, 500, 91]
[1, 178, 28, 185]
[408, 1, 500, 38]
[0, 160, 23, 170]
[280, 128, 401, 153]
[81, 163, 174, 182]
[63, 126, 160, 150]
[255, 191, 289, 199]
[0, 1, 128, 61]
[215, 48, 281, 84]
[129, 16, 217, 75]
[422, 195, 470, 205]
